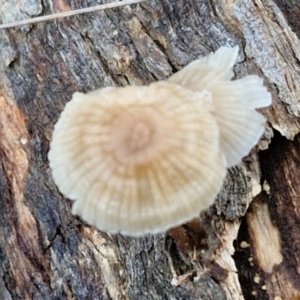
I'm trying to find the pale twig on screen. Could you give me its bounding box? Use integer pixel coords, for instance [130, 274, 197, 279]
[0, 0, 146, 30]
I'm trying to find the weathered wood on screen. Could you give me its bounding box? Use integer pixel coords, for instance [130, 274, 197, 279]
[0, 0, 300, 299]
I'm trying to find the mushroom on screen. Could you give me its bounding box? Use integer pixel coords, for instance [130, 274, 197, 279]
[48, 46, 271, 236]
[49, 82, 226, 236]
[168, 46, 271, 167]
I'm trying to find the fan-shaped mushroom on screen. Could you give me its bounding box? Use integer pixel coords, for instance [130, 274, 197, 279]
[49, 82, 226, 235]
[168, 46, 271, 167]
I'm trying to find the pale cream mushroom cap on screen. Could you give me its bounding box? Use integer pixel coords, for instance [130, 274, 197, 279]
[168, 46, 272, 167]
[48, 82, 226, 236]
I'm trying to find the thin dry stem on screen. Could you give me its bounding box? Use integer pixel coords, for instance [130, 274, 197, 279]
[0, 0, 146, 30]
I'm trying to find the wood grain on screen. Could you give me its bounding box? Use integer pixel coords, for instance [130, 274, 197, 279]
[0, 0, 300, 299]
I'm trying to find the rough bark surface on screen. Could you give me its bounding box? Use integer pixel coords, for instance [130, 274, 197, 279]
[0, 0, 299, 299]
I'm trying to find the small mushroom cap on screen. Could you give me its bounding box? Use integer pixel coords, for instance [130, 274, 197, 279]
[48, 82, 226, 236]
[168, 46, 271, 167]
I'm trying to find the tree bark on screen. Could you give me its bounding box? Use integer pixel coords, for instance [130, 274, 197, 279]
[0, 0, 300, 299]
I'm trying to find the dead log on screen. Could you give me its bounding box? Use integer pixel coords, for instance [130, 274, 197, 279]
[0, 0, 300, 299]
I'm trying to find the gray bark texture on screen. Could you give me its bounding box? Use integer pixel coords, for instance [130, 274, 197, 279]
[0, 0, 300, 299]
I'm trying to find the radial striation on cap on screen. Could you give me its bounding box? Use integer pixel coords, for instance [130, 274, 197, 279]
[48, 82, 226, 236]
